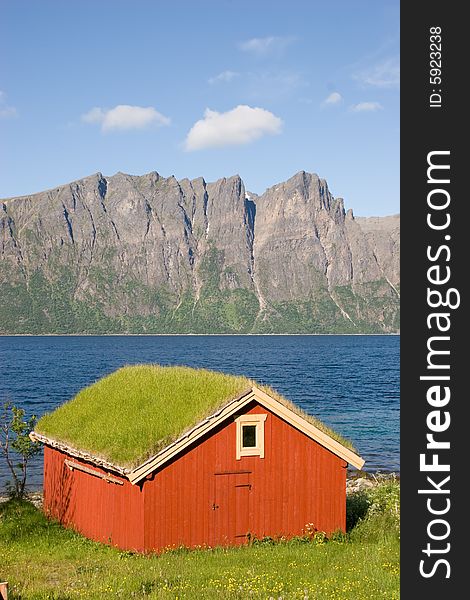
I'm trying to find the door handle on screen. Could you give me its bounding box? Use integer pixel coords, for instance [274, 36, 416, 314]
[212, 503, 219, 510]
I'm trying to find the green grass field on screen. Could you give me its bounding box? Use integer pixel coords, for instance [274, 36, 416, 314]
[0, 477, 399, 599]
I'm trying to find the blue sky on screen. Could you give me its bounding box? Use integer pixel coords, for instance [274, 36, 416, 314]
[1, 0, 399, 216]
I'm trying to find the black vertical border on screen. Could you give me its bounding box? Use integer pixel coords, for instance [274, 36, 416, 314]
[401, 3, 466, 597]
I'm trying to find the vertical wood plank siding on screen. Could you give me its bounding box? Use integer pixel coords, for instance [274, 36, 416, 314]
[142, 402, 346, 551]
[43, 401, 346, 552]
[43, 446, 144, 551]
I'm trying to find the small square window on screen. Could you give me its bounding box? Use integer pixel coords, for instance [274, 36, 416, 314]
[242, 425, 257, 448]
[235, 413, 267, 459]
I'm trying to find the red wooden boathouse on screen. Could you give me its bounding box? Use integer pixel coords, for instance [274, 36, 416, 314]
[32, 367, 364, 552]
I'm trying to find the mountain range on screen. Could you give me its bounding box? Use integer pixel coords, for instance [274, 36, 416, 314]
[0, 170, 399, 334]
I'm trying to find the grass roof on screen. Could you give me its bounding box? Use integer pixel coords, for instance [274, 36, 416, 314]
[36, 364, 355, 469]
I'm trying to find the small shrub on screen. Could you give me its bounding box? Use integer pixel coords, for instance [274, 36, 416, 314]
[367, 473, 400, 522]
[347, 474, 400, 541]
[346, 490, 371, 531]
[0, 402, 41, 498]
[251, 535, 278, 546]
[329, 529, 348, 543]
[302, 523, 328, 544]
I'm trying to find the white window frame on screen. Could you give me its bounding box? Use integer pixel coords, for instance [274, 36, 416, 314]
[235, 413, 267, 460]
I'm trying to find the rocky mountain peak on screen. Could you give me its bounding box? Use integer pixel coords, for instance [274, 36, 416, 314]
[0, 169, 399, 334]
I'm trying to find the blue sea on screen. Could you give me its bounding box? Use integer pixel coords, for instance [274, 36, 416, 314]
[0, 335, 399, 491]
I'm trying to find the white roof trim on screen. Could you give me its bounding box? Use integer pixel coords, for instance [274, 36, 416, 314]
[251, 386, 365, 470]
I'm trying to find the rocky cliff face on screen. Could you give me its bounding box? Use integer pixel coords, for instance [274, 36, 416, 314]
[0, 170, 399, 333]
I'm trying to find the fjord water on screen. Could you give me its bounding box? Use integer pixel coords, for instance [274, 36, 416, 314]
[0, 335, 399, 490]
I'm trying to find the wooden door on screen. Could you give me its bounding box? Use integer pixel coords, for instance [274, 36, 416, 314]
[211, 471, 252, 546]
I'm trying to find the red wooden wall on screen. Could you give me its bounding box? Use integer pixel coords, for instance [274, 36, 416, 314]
[43, 446, 144, 551]
[43, 401, 347, 552]
[143, 401, 346, 551]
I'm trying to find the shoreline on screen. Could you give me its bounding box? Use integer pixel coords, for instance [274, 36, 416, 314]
[1, 471, 400, 505]
[1, 333, 400, 337]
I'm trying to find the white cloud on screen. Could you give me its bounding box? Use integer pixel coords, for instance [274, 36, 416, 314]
[82, 107, 105, 124]
[350, 102, 383, 112]
[81, 104, 170, 131]
[208, 70, 239, 84]
[322, 92, 343, 106]
[239, 36, 295, 56]
[0, 91, 17, 119]
[0, 106, 17, 118]
[184, 105, 283, 151]
[355, 58, 399, 88]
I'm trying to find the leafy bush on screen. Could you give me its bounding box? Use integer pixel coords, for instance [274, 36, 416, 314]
[347, 474, 400, 542]
[366, 474, 400, 523]
[346, 490, 371, 531]
[0, 401, 41, 497]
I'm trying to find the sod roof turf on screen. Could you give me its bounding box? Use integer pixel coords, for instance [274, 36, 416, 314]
[36, 364, 355, 469]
